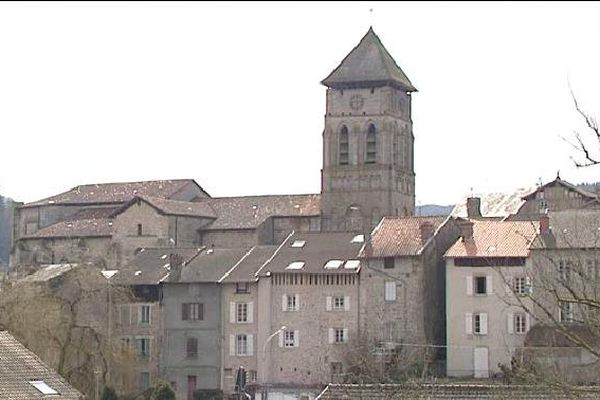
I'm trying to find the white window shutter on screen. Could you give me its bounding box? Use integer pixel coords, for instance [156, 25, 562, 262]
[282, 294, 287, 312]
[294, 330, 299, 347]
[344, 296, 350, 311]
[486, 275, 493, 295]
[229, 335, 235, 356]
[326, 296, 332, 311]
[137, 306, 143, 324]
[466, 276, 473, 296]
[505, 277, 512, 295]
[328, 328, 334, 344]
[480, 313, 488, 335]
[247, 334, 254, 356]
[295, 294, 300, 311]
[526, 276, 533, 294]
[465, 313, 473, 335]
[148, 305, 152, 325]
[230, 302, 236, 324]
[525, 313, 530, 332]
[248, 302, 254, 323]
[343, 328, 348, 342]
[507, 313, 514, 334]
[278, 331, 284, 348]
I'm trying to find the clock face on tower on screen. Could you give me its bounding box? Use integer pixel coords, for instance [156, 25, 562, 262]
[349, 95, 364, 111]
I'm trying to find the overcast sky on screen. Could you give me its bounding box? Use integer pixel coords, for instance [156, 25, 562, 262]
[1, 1, 600, 206]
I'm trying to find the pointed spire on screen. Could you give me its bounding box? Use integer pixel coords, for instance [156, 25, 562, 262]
[322, 28, 417, 92]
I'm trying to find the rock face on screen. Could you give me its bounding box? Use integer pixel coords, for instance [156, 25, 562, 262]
[0, 195, 15, 267]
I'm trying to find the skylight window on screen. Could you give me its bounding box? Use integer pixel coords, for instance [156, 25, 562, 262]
[344, 260, 360, 269]
[286, 261, 305, 270]
[29, 380, 58, 395]
[324, 260, 344, 269]
[351, 234, 365, 243]
[291, 240, 306, 248]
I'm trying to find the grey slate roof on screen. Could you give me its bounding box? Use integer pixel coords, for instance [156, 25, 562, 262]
[201, 194, 320, 230]
[523, 176, 598, 201]
[21, 218, 114, 239]
[115, 248, 203, 285]
[112, 196, 217, 219]
[321, 27, 417, 91]
[19, 263, 78, 283]
[180, 248, 251, 282]
[23, 179, 207, 207]
[219, 245, 278, 283]
[0, 331, 84, 399]
[532, 210, 600, 249]
[259, 231, 363, 275]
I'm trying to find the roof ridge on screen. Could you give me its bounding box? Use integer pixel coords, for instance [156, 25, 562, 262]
[206, 193, 320, 200]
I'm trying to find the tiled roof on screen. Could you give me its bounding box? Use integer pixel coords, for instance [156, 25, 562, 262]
[64, 207, 119, 220]
[22, 179, 204, 207]
[19, 264, 78, 283]
[321, 28, 417, 91]
[219, 245, 278, 283]
[360, 216, 448, 258]
[445, 220, 539, 258]
[523, 177, 598, 201]
[112, 196, 216, 219]
[259, 231, 363, 275]
[0, 331, 84, 399]
[451, 187, 534, 219]
[531, 210, 600, 249]
[201, 194, 320, 230]
[21, 218, 114, 239]
[115, 248, 203, 285]
[180, 248, 251, 282]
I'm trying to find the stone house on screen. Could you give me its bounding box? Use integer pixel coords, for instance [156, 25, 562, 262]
[357, 215, 461, 373]
[445, 218, 539, 378]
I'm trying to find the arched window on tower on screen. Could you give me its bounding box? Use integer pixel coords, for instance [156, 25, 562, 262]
[366, 124, 377, 164]
[339, 126, 349, 165]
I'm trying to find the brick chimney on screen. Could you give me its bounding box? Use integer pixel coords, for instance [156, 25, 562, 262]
[466, 197, 482, 219]
[420, 221, 434, 244]
[539, 213, 550, 235]
[459, 219, 474, 242]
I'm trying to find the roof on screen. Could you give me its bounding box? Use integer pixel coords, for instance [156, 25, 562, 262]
[63, 207, 119, 220]
[451, 187, 535, 219]
[445, 220, 539, 258]
[179, 248, 251, 282]
[112, 196, 217, 219]
[0, 331, 84, 399]
[21, 218, 114, 239]
[360, 216, 448, 258]
[531, 210, 600, 249]
[19, 264, 78, 283]
[201, 194, 320, 230]
[522, 176, 598, 201]
[115, 248, 203, 285]
[22, 179, 207, 208]
[219, 245, 278, 283]
[259, 231, 363, 275]
[321, 27, 417, 92]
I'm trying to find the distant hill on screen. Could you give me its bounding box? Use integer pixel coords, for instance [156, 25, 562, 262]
[0, 195, 15, 267]
[416, 204, 454, 217]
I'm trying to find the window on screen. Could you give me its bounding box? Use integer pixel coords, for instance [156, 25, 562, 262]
[335, 328, 347, 343]
[384, 257, 395, 269]
[474, 276, 487, 295]
[29, 381, 58, 395]
[139, 305, 151, 324]
[339, 126, 349, 165]
[224, 368, 233, 378]
[560, 302, 574, 323]
[291, 240, 306, 248]
[284, 331, 296, 348]
[466, 313, 488, 335]
[187, 376, 197, 400]
[559, 260, 571, 281]
[186, 338, 198, 359]
[137, 224, 143, 236]
[120, 337, 131, 353]
[384, 281, 396, 301]
[513, 276, 530, 296]
[237, 334, 248, 355]
[236, 282, 249, 293]
[514, 314, 527, 334]
[237, 303, 248, 323]
[182, 303, 204, 321]
[286, 294, 299, 311]
[539, 199, 549, 213]
[136, 338, 151, 359]
[333, 296, 345, 311]
[249, 370, 257, 382]
[140, 372, 150, 390]
[366, 124, 377, 164]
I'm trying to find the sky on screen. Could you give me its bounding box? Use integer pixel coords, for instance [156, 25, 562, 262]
[1, 1, 600, 206]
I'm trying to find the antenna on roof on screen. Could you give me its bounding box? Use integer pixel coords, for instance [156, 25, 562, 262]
[469, 187, 474, 198]
[369, 8, 374, 27]
[556, 170, 561, 180]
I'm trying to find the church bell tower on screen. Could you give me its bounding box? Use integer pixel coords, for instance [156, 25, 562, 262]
[320, 28, 417, 233]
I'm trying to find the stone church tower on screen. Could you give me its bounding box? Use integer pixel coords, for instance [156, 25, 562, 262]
[320, 28, 417, 233]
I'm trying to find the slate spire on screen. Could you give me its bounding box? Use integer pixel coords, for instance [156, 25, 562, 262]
[321, 27, 417, 92]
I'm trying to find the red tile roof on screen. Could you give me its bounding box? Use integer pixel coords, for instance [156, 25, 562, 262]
[445, 220, 539, 258]
[360, 216, 448, 258]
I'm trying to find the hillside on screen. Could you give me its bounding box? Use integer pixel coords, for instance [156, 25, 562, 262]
[416, 204, 454, 217]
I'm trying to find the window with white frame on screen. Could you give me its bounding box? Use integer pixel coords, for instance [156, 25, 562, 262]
[236, 303, 248, 323]
[182, 303, 203, 321]
[335, 328, 346, 343]
[559, 260, 572, 281]
[136, 337, 151, 359]
[513, 276, 526, 296]
[474, 276, 487, 295]
[139, 305, 151, 324]
[283, 294, 299, 311]
[237, 334, 248, 355]
[514, 313, 527, 334]
[384, 281, 396, 301]
[333, 296, 345, 310]
[560, 302, 574, 323]
[466, 312, 488, 335]
[284, 331, 296, 348]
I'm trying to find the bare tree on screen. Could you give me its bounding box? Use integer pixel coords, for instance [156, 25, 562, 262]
[566, 91, 600, 168]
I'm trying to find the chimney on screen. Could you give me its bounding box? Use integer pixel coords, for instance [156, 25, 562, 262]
[459, 219, 474, 242]
[419, 221, 434, 244]
[539, 213, 550, 235]
[168, 253, 184, 282]
[466, 197, 482, 219]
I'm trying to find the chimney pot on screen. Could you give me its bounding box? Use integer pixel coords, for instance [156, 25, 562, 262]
[466, 197, 482, 219]
[419, 222, 434, 243]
